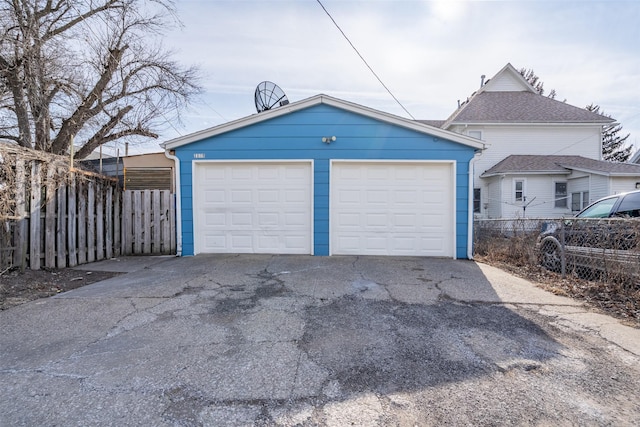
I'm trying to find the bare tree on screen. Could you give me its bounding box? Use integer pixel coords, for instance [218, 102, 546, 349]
[0, 0, 200, 158]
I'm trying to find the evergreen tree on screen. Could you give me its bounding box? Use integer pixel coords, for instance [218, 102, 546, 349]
[518, 68, 631, 162]
[518, 68, 557, 99]
[586, 104, 632, 162]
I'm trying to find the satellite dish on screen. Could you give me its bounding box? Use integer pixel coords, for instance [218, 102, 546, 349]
[254, 81, 289, 113]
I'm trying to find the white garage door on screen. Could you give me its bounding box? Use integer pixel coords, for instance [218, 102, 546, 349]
[331, 161, 455, 257]
[193, 162, 312, 254]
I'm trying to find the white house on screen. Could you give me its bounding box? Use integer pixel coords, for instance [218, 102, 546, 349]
[424, 63, 640, 218]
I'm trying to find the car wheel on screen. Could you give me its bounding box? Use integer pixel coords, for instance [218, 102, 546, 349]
[540, 241, 562, 272]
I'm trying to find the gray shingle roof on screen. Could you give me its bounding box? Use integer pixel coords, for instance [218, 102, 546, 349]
[415, 119, 446, 128]
[446, 92, 614, 125]
[482, 155, 640, 177]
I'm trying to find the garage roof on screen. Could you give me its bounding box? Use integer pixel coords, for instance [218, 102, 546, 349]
[162, 94, 486, 150]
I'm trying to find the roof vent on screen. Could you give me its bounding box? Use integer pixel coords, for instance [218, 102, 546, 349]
[480, 74, 486, 87]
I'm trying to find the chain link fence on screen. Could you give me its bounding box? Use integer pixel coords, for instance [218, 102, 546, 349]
[474, 218, 640, 289]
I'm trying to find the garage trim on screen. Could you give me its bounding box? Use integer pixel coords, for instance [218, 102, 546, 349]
[192, 160, 314, 255]
[329, 159, 457, 257]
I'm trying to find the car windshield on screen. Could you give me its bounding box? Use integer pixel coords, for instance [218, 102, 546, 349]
[576, 197, 619, 218]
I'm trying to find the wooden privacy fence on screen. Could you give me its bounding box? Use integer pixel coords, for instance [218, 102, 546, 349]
[1, 147, 176, 271]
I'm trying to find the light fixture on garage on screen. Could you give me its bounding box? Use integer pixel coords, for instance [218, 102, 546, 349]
[636, 182, 640, 189]
[322, 136, 336, 144]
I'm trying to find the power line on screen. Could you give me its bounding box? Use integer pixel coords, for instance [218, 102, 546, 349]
[315, 0, 415, 120]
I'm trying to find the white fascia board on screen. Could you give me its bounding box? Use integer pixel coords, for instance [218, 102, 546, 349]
[480, 170, 571, 178]
[562, 166, 640, 177]
[449, 121, 612, 127]
[162, 94, 485, 151]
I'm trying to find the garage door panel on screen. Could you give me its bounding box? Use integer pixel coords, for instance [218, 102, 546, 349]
[231, 167, 252, 180]
[205, 213, 225, 227]
[331, 162, 454, 257]
[366, 213, 387, 227]
[257, 167, 279, 179]
[394, 214, 417, 228]
[194, 162, 312, 254]
[258, 190, 279, 202]
[284, 212, 308, 226]
[285, 166, 310, 180]
[257, 212, 279, 226]
[366, 190, 388, 203]
[395, 190, 418, 204]
[285, 190, 307, 203]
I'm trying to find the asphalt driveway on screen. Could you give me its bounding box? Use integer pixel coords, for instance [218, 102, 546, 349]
[1, 255, 639, 426]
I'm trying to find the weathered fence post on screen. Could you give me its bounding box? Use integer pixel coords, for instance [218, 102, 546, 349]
[134, 190, 142, 253]
[113, 187, 121, 256]
[87, 181, 95, 263]
[143, 189, 151, 254]
[56, 170, 67, 268]
[77, 179, 87, 264]
[29, 162, 42, 270]
[45, 166, 56, 268]
[152, 189, 161, 253]
[67, 172, 77, 267]
[96, 180, 104, 261]
[105, 185, 113, 259]
[14, 159, 27, 270]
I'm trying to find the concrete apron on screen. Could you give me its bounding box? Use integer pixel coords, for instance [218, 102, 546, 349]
[1, 254, 639, 426]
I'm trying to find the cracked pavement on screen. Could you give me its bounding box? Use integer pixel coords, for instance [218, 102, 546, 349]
[1, 254, 639, 426]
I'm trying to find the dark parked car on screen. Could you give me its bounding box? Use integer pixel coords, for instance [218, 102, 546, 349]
[537, 190, 640, 274]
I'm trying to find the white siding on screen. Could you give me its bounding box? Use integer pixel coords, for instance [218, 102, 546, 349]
[486, 177, 502, 218]
[611, 177, 640, 195]
[498, 175, 572, 218]
[589, 175, 609, 203]
[473, 125, 602, 184]
[568, 176, 589, 193]
[483, 72, 528, 92]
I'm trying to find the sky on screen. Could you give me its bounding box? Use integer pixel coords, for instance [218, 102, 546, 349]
[127, 0, 640, 157]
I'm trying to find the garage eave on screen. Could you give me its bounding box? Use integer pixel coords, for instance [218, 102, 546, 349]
[162, 94, 486, 151]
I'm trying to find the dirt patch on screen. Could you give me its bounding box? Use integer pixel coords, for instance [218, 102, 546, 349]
[0, 267, 122, 310]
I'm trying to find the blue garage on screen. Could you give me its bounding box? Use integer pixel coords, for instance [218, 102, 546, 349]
[163, 95, 484, 258]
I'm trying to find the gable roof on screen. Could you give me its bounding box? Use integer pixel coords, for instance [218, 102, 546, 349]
[163, 94, 485, 150]
[480, 63, 537, 94]
[446, 91, 614, 124]
[481, 155, 640, 177]
[441, 63, 614, 127]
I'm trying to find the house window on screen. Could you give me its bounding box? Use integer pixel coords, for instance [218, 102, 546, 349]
[554, 182, 567, 208]
[473, 188, 481, 213]
[571, 191, 590, 211]
[514, 180, 525, 202]
[468, 130, 482, 140]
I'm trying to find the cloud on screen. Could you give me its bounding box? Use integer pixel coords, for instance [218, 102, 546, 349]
[161, 0, 640, 151]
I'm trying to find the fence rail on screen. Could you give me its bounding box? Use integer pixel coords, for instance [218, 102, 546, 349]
[1, 153, 175, 271]
[474, 217, 640, 287]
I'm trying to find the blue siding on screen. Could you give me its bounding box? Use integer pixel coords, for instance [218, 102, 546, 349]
[175, 104, 476, 258]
